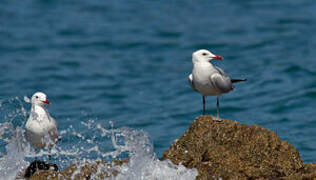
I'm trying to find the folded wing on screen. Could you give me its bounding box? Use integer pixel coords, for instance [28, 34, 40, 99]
[188, 74, 198, 92]
[210, 73, 233, 93]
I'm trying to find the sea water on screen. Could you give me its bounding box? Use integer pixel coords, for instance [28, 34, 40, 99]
[0, 0, 316, 178]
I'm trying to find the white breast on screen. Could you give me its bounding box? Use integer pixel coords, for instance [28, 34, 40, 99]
[192, 62, 221, 95]
[25, 105, 58, 149]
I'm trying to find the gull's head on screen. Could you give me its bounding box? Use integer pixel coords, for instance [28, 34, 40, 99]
[31, 92, 50, 106]
[192, 49, 223, 63]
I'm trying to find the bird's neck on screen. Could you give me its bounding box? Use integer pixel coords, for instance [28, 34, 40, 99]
[31, 104, 48, 117]
[194, 61, 214, 68]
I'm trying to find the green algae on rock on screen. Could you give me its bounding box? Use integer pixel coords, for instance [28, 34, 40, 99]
[162, 115, 316, 179]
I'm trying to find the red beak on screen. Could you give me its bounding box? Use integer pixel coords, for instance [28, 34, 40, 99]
[43, 99, 50, 104]
[214, 55, 223, 60]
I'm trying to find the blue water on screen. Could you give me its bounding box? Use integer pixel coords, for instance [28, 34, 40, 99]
[0, 0, 315, 172]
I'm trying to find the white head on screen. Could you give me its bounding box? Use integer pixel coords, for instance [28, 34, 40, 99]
[31, 92, 50, 106]
[192, 49, 223, 63]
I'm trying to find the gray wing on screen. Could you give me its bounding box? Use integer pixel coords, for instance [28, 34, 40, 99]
[48, 115, 58, 143]
[188, 74, 198, 92]
[216, 67, 247, 83]
[214, 66, 229, 78]
[210, 66, 233, 93]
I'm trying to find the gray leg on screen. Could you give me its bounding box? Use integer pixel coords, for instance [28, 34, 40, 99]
[202, 96, 206, 115]
[48, 151, 53, 169]
[215, 96, 222, 121]
[34, 148, 38, 161]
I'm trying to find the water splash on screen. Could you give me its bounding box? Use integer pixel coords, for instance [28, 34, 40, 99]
[0, 97, 198, 179]
[0, 126, 29, 179]
[113, 128, 197, 180]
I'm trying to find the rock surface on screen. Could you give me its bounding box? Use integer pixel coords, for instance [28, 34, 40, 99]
[24, 159, 129, 180]
[162, 115, 316, 179]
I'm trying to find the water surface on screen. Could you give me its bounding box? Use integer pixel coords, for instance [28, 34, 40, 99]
[0, 0, 315, 178]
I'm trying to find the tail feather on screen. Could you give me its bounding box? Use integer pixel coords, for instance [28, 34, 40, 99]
[231, 79, 247, 83]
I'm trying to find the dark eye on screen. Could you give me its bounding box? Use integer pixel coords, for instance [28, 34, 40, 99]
[202, 53, 207, 56]
[35, 96, 38, 99]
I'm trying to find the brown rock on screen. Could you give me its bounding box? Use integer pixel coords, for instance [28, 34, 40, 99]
[162, 115, 316, 179]
[283, 163, 316, 180]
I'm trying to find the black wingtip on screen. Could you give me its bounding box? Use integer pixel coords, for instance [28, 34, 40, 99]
[231, 79, 247, 83]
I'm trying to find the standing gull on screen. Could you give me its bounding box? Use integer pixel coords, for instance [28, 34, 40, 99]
[25, 92, 58, 159]
[188, 49, 246, 121]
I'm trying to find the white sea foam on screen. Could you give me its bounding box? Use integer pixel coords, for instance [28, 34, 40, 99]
[0, 126, 29, 179]
[0, 97, 198, 180]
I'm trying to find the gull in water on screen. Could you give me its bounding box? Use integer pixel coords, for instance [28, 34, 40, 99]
[25, 92, 58, 159]
[188, 49, 247, 121]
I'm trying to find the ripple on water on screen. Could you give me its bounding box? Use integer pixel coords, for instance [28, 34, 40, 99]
[304, 90, 316, 98]
[155, 30, 182, 39]
[277, 17, 313, 25]
[59, 60, 81, 68]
